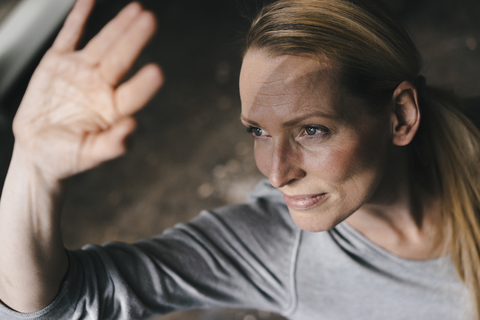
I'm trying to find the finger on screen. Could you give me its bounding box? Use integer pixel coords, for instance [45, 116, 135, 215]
[52, 0, 96, 52]
[115, 64, 163, 116]
[80, 117, 136, 169]
[100, 11, 157, 85]
[82, 2, 143, 64]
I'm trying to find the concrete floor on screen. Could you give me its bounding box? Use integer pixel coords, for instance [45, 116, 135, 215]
[0, 0, 479, 319]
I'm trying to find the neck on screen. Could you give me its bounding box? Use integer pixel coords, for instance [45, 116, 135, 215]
[345, 146, 445, 260]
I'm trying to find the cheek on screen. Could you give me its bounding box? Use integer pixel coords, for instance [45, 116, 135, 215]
[304, 135, 386, 186]
[253, 143, 271, 177]
[304, 146, 360, 183]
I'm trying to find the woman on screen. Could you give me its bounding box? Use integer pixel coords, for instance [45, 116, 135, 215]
[0, 0, 477, 319]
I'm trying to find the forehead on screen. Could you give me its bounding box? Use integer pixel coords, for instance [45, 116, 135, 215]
[239, 50, 344, 120]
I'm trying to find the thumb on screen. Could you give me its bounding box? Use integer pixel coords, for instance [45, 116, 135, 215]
[79, 117, 137, 170]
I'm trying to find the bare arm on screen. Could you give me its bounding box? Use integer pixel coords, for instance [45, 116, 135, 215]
[0, 0, 163, 312]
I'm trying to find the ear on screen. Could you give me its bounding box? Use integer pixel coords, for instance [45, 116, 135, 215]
[391, 81, 420, 146]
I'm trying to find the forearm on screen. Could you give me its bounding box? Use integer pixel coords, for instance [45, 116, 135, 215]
[0, 0, 160, 313]
[0, 144, 68, 313]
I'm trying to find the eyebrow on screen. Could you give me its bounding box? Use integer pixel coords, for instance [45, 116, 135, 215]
[240, 111, 335, 127]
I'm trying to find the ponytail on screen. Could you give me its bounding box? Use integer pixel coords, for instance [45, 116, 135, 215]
[416, 86, 480, 317]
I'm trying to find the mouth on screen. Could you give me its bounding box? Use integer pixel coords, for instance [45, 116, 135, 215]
[281, 192, 329, 211]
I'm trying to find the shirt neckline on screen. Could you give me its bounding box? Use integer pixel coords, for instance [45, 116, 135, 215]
[336, 221, 450, 268]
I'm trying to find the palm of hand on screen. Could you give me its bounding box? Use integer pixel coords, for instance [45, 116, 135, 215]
[14, 51, 119, 179]
[12, 0, 162, 180]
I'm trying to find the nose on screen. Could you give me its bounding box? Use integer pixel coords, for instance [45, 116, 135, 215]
[268, 139, 305, 188]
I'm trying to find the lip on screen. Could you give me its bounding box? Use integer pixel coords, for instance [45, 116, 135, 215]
[281, 192, 329, 211]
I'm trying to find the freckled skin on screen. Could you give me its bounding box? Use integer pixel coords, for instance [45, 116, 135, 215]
[240, 50, 393, 232]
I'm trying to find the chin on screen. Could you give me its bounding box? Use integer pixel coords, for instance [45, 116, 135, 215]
[288, 207, 348, 232]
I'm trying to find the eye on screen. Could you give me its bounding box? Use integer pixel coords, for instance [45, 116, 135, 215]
[305, 126, 318, 135]
[301, 125, 329, 137]
[246, 126, 265, 137]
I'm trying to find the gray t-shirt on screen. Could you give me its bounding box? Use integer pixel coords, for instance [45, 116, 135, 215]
[0, 180, 470, 319]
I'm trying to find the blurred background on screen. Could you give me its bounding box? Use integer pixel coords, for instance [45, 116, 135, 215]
[0, 0, 478, 319]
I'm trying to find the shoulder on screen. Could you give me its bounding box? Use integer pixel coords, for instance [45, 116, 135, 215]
[183, 179, 299, 247]
[144, 179, 301, 271]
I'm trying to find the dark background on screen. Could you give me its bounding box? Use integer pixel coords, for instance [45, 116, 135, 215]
[0, 0, 479, 319]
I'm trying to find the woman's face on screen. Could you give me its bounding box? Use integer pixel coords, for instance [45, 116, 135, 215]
[239, 50, 394, 232]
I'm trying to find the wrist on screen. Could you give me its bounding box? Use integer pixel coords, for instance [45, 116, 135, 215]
[1, 143, 67, 226]
[9, 143, 64, 193]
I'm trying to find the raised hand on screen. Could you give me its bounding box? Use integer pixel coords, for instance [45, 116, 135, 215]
[12, 0, 163, 180]
[0, 0, 163, 312]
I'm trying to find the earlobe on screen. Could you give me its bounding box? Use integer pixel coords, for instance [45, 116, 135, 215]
[391, 81, 421, 146]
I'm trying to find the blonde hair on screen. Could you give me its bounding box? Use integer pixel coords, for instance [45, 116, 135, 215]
[245, 0, 480, 317]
